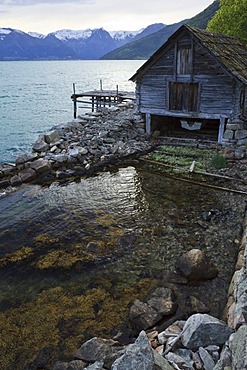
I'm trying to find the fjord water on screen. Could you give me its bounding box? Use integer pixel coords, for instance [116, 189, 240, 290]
[0, 60, 143, 163]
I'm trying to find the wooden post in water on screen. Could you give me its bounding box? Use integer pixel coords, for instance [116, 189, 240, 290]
[73, 83, 77, 119]
[100, 79, 103, 91]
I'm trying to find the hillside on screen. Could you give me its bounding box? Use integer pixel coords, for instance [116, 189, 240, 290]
[101, 0, 220, 60]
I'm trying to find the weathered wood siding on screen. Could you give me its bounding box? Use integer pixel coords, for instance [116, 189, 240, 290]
[137, 46, 174, 111]
[136, 30, 239, 120]
[193, 43, 237, 117]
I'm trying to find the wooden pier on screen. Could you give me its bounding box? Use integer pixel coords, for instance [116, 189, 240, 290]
[71, 82, 135, 118]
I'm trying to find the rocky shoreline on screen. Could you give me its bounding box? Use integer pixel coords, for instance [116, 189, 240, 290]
[1, 104, 247, 369]
[51, 225, 247, 370]
[0, 103, 153, 189]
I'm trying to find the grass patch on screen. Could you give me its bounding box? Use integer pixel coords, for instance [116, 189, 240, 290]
[148, 145, 224, 173]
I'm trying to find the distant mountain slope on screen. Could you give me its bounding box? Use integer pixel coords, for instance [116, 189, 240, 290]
[0, 23, 166, 61]
[0, 1, 219, 61]
[101, 0, 220, 60]
[50, 28, 116, 59]
[0, 29, 76, 60]
[101, 21, 185, 60]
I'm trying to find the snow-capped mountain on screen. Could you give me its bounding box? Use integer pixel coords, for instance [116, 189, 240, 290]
[50, 28, 93, 41]
[0, 28, 15, 41]
[0, 23, 166, 61]
[28, 31, 45, 39]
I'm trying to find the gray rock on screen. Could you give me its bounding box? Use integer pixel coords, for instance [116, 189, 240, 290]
[10, 175, 22, 186]
[30, 158, 51, 174]
[152, 349, 174, 370]
[212, 342, 232, 370]
[234, 129, 247, 140]
[33, 135, 50, 152]
[175, 249, 218, 281]
[192, 352, 203, 370]
[0, 179, 10, 188]
[84, 361, 104, 370]
[18, 167, 37, 183]
[198, 347, 215, 370]
[205, 346, 220, 363]
[75, 337, 122, 367]
[45, 130, 61, 144]
[53, 154, 69, 163]
[223, 130, 234, 140]
[2, 165, 16, 176]
[16, 152, 38, 165]
[174, 349, 193, 364]
[129, 299, 162, 330]
[53, 360, 86, 369]
[230, 325, 247, 370]
[111, 331, 154, 370]
[165, 352, 194, 369]
[147, 287, 177, 316]
[181, 314, 234, 350]
[188, 296, 209, 314]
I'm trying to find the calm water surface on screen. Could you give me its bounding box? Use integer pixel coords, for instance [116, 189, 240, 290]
[0, 60, 143, 163]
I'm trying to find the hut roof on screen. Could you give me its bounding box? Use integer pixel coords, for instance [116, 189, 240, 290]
[130, 24, 247, 84]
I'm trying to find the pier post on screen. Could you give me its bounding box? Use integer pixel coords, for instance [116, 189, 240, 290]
[73, 83, 77, 119]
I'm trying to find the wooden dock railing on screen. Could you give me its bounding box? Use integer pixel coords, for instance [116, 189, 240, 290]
[71, 82, 135, 118]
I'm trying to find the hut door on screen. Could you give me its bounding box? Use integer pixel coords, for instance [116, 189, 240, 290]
[169, 82, 199, 112]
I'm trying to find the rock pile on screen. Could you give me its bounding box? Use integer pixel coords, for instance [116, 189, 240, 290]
[52, 313, 243, 370]
[51, 242, 247, 370]
[0, 105, 153, 188]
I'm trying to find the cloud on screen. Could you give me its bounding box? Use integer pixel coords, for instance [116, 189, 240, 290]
[0, 0, 214, 34]
[0, 0, 94, 5]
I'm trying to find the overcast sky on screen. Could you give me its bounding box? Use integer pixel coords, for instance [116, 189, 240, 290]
[0, 0, 215, 34]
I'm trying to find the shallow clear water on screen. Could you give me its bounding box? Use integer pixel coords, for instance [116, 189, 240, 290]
[0, 60, 143, 163]
[0, 162, 245, 369]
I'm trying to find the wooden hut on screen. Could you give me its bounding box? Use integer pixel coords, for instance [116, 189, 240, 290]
[130, 25, 247, 145]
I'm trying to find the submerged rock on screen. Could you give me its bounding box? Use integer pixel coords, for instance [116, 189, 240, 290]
[175, 249, 219, 281]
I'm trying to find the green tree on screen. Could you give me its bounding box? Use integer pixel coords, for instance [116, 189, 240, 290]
[207, 0, 247, 44]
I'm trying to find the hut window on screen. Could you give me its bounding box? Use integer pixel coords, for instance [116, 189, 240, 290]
[169, 82, 199, 112]
[177, 48, 192, 74]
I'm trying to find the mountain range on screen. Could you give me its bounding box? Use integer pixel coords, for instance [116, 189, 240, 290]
[0, 1, 219, 61]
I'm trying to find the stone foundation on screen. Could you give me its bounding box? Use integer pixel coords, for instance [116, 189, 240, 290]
[222, 118, 247, 146]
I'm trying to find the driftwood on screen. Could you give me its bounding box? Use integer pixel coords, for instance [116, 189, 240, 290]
[140, 158, 246, 182]
[140, 158, 247, 196]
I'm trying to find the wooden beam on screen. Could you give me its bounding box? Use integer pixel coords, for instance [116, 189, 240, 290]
[218, 117, 226, 144]
[146, 113, 151, 135]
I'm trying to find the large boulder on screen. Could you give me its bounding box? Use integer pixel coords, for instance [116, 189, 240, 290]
[181, 314, 234, 350]
[175, 249, 219, 281]
[111, 331, 154, 370]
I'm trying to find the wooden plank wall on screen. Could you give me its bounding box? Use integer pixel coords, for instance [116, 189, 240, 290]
[136, 33, 238, 120]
